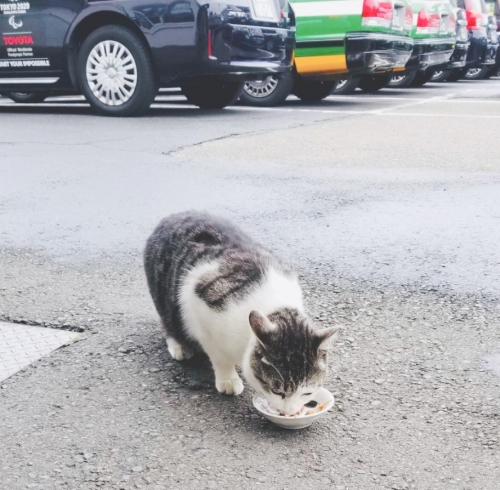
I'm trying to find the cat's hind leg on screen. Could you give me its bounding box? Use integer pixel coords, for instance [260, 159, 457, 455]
[166, 337, 194, 361]
[159, 308, 194, 361]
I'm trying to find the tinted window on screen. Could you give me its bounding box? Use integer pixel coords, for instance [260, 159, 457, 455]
[165, 1, 195, 22]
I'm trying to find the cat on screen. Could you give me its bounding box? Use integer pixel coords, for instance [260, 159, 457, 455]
[144, 212, 337, 416]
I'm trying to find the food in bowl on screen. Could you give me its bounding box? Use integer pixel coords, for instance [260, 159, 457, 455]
[252, 387, 335, 429]
[254, 398, 328, 417]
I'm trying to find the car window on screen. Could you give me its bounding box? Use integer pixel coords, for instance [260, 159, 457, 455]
[465, 0, 484, 10]
[165, 1, 195, 23]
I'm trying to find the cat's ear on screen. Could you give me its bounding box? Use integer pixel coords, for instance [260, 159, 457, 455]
[249, 310, 274, 345]
[314, 327, 339, 351]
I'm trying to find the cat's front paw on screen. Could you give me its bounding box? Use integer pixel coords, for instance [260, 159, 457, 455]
[166, 338, 194, 361]
[216, 376, 244, 396]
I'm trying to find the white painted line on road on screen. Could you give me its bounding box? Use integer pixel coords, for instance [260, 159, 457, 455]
[0, 102, 90, 108]
[230, 106, 370, 115]
[2, 101, 498, 118]
[375, 91, 466, 113]
[326, 95, 500, 103]
[436, 98, 500, 103]
[150, 103, 197, 109]
[325, 95, 430, 101]
[225, 105, 500, 118]
[377, 112, 500, 118]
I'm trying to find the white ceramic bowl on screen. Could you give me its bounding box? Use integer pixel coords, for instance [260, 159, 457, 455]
[252, 387, 334, 429]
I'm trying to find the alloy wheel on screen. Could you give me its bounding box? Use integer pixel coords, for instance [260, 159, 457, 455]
[86, 40, 138, 106]
[335, 80, 348, 90]
[244, 77, 279, 98]
[391, 75, 406, 84]
[466, 68, 482, 78]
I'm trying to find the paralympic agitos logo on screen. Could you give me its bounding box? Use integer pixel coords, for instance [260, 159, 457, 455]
[2, 34, 33, 45]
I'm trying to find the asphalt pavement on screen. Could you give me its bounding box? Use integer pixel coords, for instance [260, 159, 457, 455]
[1, 80, 499, 490]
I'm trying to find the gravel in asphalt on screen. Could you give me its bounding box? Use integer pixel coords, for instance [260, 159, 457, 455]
[0, 81, 499, 490]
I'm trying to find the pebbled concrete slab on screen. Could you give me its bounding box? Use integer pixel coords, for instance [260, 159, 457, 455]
[0, 322, 81, 383]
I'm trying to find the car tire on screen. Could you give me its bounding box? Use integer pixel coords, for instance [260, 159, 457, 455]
[387, 71, 417, 88]
[484, 65, 499, 78]
[431, 69, 452, 82]
[464, 67, 490, 80]
[239, 72, 295, 107]
[8, 92, 48, 103]
[333, 77, 361, 95]
[292, 77, 336, 102]
[410, 69, 435, 87]
[77, 25, 158, 117]
[358, 74, 392, 92]
[446, 68, 467, 82]
[182, 81, 245, 109]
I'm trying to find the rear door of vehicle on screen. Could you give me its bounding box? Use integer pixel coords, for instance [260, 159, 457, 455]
[0, 0, 84, 81]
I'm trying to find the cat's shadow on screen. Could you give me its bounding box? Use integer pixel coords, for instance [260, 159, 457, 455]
[177, 352, 215, 390]
[159, 352, 328, 438]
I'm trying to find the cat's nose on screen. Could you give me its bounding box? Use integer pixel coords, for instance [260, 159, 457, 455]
[284, 405, 302, 416]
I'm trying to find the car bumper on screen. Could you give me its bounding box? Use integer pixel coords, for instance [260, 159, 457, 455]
[406, 38, 454, 70]
[447, 40, 470, 69]
[207, 24, 295, 81]
[465, 32, 498, 67]
[345, 33, 413, 74]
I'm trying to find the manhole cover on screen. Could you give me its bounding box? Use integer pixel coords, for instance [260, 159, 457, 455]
[0, 321, 81, 383]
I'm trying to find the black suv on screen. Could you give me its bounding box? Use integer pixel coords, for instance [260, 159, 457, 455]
[0, 0, 294, 115]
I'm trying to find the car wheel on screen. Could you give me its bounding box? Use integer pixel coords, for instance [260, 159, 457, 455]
[464, 67, 490, 80]
[358, 74, 392, 92]
[484, 65, 499, 78]
[77, 25, 158, 117]
[446, 68, 467, 82]
[333, 77, 361, 95]
[387, 71, 417, 88]
[292, 77, 336, 102]
[8, 92, 48, 103]
[240, 72, 295, 107]
[410, 69, 435, 87]
[182, 81, 245, 109]
[431, 69, 452, 82]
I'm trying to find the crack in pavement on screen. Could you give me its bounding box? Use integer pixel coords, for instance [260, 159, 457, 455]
[161, 132, 246, 157]
[162, 111, 360, 157]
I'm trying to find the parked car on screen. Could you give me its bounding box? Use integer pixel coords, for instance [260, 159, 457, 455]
[240, 0, 414, 105]
[483, 0, 500, 75]
[0, 0, 294, 116]
[430, 0, 471, 82]
[446, 0, 498, 80]
[389, 0, 456, 87]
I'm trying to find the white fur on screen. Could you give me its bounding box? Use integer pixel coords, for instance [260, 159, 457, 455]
[242, 335, 320, 415]
[166, 337, 194, 361]
[178, 261, 304, 397]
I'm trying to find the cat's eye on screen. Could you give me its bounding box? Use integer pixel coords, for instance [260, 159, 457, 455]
[302, 393, 313, 397]
[271, 389, 285, 399]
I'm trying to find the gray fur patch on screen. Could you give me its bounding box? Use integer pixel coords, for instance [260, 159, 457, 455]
[144, 212, 292, 347]
[249, 308, 329, 396]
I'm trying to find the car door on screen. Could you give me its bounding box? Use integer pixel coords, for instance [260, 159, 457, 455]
[0, 0, 84, 79]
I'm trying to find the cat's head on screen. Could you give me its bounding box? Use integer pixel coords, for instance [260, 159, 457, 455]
[243, 308, 338, 416]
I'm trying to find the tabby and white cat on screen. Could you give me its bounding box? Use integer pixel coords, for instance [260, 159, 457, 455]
[144, 212, 337, 416]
